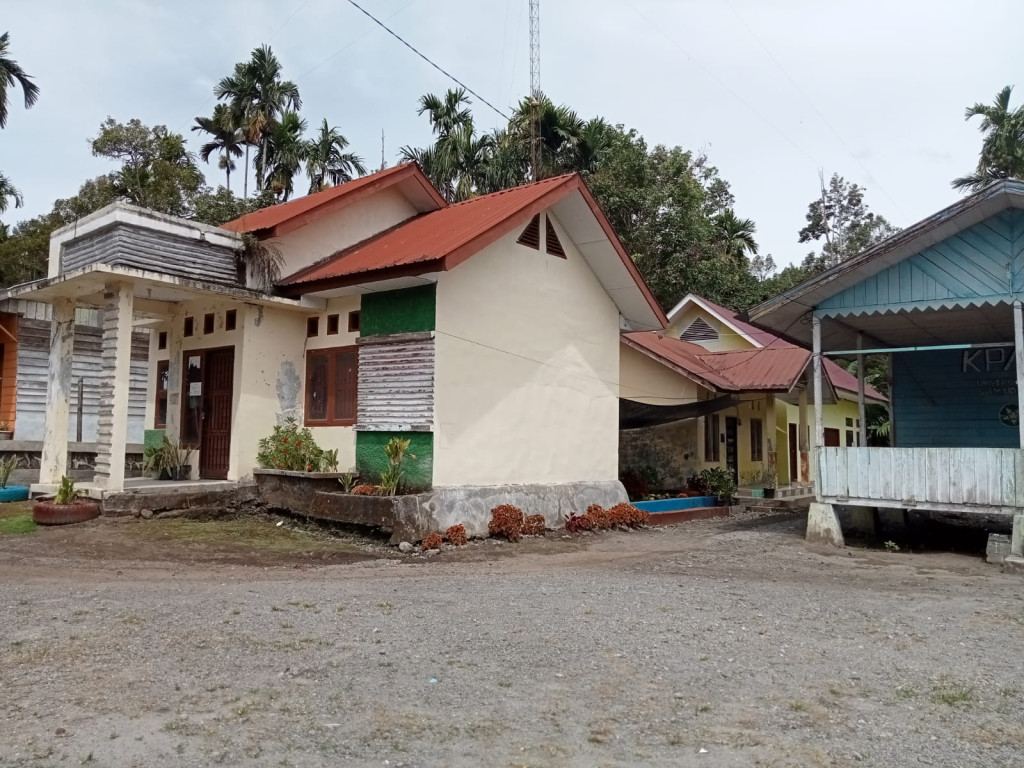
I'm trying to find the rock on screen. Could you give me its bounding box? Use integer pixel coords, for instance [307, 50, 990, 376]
[140, 508, 154, 520]
[424, 548, 440, 556]
[398, 541, 413, 553]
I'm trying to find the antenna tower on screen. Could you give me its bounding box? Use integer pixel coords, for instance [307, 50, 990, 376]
[528, 0, 541, 180]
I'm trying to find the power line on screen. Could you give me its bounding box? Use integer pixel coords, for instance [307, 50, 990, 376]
[343, 0, 510, 120]
[721, 0, 908, 220]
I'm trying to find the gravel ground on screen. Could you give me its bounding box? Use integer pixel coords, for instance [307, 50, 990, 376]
[2, 510, 1023, 767]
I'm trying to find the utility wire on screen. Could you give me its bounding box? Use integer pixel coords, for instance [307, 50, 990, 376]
[721, 0, 908, 220]
[343, 0, 510, 120]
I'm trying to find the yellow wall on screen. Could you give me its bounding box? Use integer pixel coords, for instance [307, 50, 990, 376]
[665, 304, 752, 352]
[433, 214, 621, 486]
[620, 344, 703, 404]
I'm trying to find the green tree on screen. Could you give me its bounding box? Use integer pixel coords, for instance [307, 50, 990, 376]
[0, 171, 22, 220]
[715, 210, 759, 261]
[798, 172, 898, 269]
[305, 119, 366, 193]
[510, 94, 585, 179]
[0, 32, 39, 129]
[261, 111, 307, 202]
[192, 187, 277, 227]
[953, 85, 1024, 192]
[192, 104, 245, 191]
[215, 45, 300, 194]
[90, 117, 205, 217]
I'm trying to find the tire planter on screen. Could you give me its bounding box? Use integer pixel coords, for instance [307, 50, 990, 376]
[32, 499, 101, 526]
[0, 485, 29, 503]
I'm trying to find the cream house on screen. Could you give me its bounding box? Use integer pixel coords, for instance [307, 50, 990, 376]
[619, 293, 885, 490]
[2, 164, 667, 524]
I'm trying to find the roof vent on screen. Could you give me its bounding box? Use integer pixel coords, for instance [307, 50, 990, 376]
[681, 317, 719, 342]
[517, 213, 541, 250]
[546, 218, 567, 259]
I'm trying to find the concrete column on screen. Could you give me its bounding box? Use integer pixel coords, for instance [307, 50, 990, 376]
[39, 298, 75, 484]
[764, 394, 777, 486]
[857, 332, 867, 446]
[807, 502, 844, 547]
[812, 314, 825, 448]
[798, 386, 809, 483]
[1015, 301, 1024, 448]
[94, 283, 135, 491]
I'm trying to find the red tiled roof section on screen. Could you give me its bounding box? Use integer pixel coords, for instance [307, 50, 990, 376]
[219, 163, 444, 235]
[279, 174, 577, 287]
[824, 358, 885, 401]
[623, 331, 738, 391]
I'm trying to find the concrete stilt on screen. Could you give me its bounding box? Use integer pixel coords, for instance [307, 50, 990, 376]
[1003, 515, 1024, 572]
[39, 298, 75, 485]
[807, 502, 844, 547]
[94, 283, 134, 492]
[846, 506, 878, 538]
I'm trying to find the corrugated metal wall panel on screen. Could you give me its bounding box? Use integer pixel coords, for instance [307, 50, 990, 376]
[14, 318, 149, 442]
[357, 335, 434, 431]
[61, 224, 239, 285]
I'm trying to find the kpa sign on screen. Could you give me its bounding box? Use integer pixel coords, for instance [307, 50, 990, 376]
[962, 347, 1016, 374]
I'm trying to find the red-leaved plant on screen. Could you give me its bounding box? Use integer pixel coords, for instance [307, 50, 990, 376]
[522, 514, 546, 536]
[445, 524, 468, 546]
[422, 532, 443, 550]
[351, 485, 379, 496]
[488, 505, 524, 542]
[565, 512, 594, 533]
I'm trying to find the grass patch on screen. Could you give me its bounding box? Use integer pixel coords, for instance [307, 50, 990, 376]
[931, 684, 975, 707]
[121, 516, 368, 555]
[0, 502, 36, 536]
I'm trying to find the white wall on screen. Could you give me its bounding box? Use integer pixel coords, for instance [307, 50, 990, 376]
[433, 214, 621, 487]
[269, 187, 418, 278]
[620, 343, 703, 405]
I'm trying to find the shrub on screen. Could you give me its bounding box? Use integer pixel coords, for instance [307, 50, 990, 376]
[379, 437, 416, 496]
[565, 512, 593, 533]
[698, 467, 737, 499]
[587, 504, 612, 530]
[54, 476, 80, 506]
[351, 485, 379, 496]
[608, 502, 650, 528]
[256, 418, 326, 472]
[445, 524, 468, 546]
[422, 532, 443, 550]
[0, 455, 18, 489]
[522, 514, 546, 536]
[619, 469, 648, 501]
[488, 505, 524, 542]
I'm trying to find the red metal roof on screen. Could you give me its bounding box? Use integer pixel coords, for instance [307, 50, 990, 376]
[219, 163, 446, 235]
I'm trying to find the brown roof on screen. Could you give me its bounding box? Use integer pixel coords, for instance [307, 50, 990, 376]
[220, 163, 446, 236]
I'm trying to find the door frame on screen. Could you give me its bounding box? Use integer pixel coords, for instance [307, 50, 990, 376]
[179, 345, 235, 480]
[788, 423, 798, 482]
[724, 416, 739, 482]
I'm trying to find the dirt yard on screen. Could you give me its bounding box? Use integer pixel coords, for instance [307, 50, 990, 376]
[1, 506, 1022, 767]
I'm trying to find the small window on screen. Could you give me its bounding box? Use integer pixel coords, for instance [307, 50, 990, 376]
[183, 316, 194, 337]
[307, 317, 319, 338]
[704, 414, 720, 462]
[517, 213, 541, 249]
[326, 314, 340, 335]
[681, 317, 718, 343]
[750, 418, 763, 462]
[203, 313, 215, 335]
[225, 309, 237, 331]
[348, 311, 361, 333]
[846, 430, 855, 447]
[305, 346, 358, 427]
[157, 331, 167, 351]
[154, 360, 169, 429]
[845, 417, 853, 427]
[545, 219, 567, 258]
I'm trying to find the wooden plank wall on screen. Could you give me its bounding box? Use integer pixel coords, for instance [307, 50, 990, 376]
[356, 335, 434, 431]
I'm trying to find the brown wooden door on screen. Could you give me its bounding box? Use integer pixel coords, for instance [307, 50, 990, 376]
[200, 348, 234, 480]
[788, 423, 798, 481]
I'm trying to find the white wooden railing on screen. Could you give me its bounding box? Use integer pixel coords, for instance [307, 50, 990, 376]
[817, 447, 1024, 513]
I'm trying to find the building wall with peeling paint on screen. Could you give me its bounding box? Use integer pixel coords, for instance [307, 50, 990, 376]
[432, 219, 621, 486]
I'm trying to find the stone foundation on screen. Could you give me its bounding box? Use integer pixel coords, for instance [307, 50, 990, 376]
[102, 484, 260, 517]
[619, 422, 699, 489]
[0, 442, 144, 486]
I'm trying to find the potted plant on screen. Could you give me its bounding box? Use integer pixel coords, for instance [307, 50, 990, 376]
[698, 467, 738, 505]
[33, 476, 101, 525]
[0, 454, 28, 502]
[761, 467, 778, 499]
[143, 441, 166, 480]
[161, 439, 194, 481]
[0, 421, 13, 440]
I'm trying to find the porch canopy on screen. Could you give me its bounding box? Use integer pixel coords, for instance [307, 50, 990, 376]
[747, 180, 1024, 516]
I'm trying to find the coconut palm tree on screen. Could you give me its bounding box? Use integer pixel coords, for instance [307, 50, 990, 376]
[0, 32, 39, 129]
[261, 112, 307, 202]
[215, 45, 300, 194]
[953, 85, 1024, 192]
[305, 119, 366, 193]
[715, 210, 759, 260]
[192, 104, 245, 191]
[417, 88, 473, 140]
[0, 171, 22, 218]
[511, 95, 585, 180]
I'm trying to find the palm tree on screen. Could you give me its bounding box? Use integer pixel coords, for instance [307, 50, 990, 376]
[262, 111, 307, 202]
[0, 171, 22, 219]
[417, 88, 473, 140]
[215, 45, 300, 194]
[192, 104, 245, 191]
[511, 95, 585, 180]
[953, 85, 1024, 192]
[0, 32, 39, 129]
[305, 119, 366, 193]
[715, 210, 759, 260]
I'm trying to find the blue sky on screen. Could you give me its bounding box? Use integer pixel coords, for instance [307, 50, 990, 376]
[2, 0, 1022, 268]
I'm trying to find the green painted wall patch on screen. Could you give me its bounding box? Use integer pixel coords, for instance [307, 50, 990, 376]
[356, 431, 433, 492]
[360, 284, 436, 337]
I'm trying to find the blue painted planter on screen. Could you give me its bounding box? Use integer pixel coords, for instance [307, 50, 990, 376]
[0, 486, 30, 503]
[633, 496, 717, 514]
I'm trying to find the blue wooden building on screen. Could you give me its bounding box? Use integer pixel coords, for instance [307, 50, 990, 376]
[748, 180, 1024, 550]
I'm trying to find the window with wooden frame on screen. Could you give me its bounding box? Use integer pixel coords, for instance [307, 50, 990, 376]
[305, 346, 358, 426]
[704, 413, 720, 462]
[203, 313, 215, 335]
[225, 309, 237, 331]
[183, 316, 194, 337]
[326, 314, 340, 335]
[154, 360, 170, 428]
[348, 310, 360, 333]
[750, 418, 763, 462]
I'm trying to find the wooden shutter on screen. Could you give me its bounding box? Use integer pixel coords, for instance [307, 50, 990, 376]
[333, 348, 358, 423]
[517, 214, 541, 249]
[545, 219, 567, 258]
